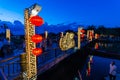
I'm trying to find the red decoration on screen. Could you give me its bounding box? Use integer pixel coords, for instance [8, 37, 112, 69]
[80, 29, 85, 33]
[89, 31, 93, 36]
[31, 34, 43, 43]
[87, 68, 91, 76]
[81, 34, 84, 38]
[95, 43, 99, 49]
[32, 48, 43, 56]
[30, 16, 44, 26]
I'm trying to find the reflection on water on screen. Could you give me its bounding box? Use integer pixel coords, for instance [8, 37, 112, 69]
[95, 42, 120, 53]
[75, 56, 120, 80]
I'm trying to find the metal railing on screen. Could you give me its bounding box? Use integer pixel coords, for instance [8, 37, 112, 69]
[0, 47, 74, 80]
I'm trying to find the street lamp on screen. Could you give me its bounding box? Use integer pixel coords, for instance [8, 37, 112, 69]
[29, 4, 42, 17]
[24, 3, 43, 80]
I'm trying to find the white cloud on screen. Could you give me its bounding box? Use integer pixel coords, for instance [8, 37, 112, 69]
[0, 8, 24, 23]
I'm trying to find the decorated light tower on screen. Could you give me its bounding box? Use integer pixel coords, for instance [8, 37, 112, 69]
[78, 27, 81, 49]
[24, 4, 44, 79]
[45, 31, 48, 39]
[78, 27, 85, 49]
[6, 29, 10, 42]
[87, 30, 94, 41]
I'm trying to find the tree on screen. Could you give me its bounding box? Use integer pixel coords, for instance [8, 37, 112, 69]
[96, 25, 106, 34]
[87, 25, 96, 30]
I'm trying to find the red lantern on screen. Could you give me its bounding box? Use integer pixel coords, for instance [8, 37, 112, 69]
[89, 31, 93, 36]
[87, 68, 91, 76]
[32, 48, 43, 56]
[95, 43, 99, 49]
[31, 34, 43, 43]
[30, 16, 44, 26]
[81, 34, 84, 38]
[80, 29, 85, 33]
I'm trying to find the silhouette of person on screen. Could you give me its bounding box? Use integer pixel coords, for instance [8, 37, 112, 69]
[109, 61, 117, 80]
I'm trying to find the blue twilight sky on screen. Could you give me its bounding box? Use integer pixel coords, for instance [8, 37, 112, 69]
[0, 0, 120, 27]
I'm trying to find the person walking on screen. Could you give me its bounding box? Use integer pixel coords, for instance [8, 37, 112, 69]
[109, 61, 117, 80]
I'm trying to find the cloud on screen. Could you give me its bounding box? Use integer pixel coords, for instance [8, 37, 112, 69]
[0, 8, 23, 24]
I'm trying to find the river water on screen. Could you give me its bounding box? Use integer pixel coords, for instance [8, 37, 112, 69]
[37, 42, 120, 80]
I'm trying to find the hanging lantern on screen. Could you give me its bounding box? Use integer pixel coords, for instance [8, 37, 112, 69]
[95, 43, 99, 49]
[87, 68, 91, 76]
[80, 29, 85, 33]
[32, 48, 43, 56]
[31, 34, 43, 43]
[81, 34, 84, 38]
[30, 15, 44, 26]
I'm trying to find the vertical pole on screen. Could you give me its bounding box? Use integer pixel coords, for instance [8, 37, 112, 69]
[91, 30, 94, 41]
[95, 34, 97, 39]
[87, 30, 89, 40]
[6, 29, 10, 42]
[24, 9, 37, 80]
[78, 27, 81, 49]
[45, 31, 48, 39]
[45, 31, 47, 50]
[61, 32, 63, 37]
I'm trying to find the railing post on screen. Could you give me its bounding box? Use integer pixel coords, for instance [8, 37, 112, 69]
[20, 53, 27, 72]
[13, 63, 15, 73]
[8, 64, 10, 77]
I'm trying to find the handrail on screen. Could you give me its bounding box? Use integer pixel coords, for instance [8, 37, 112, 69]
[0, 69, 8, 80]
[0, 56, 20, 63]
[0, 47, 74, 80]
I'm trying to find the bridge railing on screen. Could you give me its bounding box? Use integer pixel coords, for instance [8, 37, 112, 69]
[0, 47, 74, 80]
[0, 56, 21, 80]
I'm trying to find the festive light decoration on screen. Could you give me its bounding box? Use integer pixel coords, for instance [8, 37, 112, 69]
[95, 43, 99, 49]
[87, 30, 94, 41]
[24, 4, 44, 80]
[81, 34, 85, 38]
[80, 29, 85, 33]
[6, 29, 11, 42]
[59, 32, 75, 51]
[30, 15, 44, 26]
[87, 61, 91, 76]
[95, 34, 99, 39]
[32, 48, 43, 56]
[31, 34, 43, 43]
[78, 27, 81, 49]
[90, 55, 93, 63]
[87, 68, 91, 76]
[60, 32, 64, 37]
[45, 31, 48, 39]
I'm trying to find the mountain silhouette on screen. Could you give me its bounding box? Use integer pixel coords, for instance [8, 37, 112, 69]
[0, 20, 83, 35]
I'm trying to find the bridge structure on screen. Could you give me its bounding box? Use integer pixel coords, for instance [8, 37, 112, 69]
[0, 47, 75, 80]
[1, 4, 120, 80]
[0, 38, 120, 80]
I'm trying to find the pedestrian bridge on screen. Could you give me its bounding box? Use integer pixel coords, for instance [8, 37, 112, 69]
[0, 39, 120, 80]
[0, 47, 77, 80]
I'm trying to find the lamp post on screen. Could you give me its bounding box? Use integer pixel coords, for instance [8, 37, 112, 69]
[87, 30, 94, 41]
[6, 29, 10, 42]
[78, 27, 82, 49]
[24, 4, 42, 80]
[45, 31, 48, 39]
[61, 32, 64, 37]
